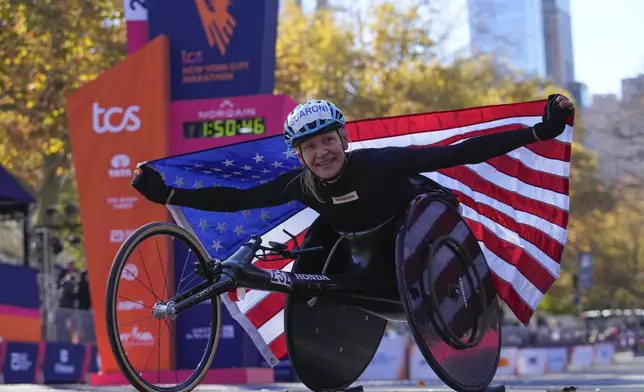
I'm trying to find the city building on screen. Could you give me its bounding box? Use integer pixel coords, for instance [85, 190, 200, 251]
[467, 0, 547, 78]
[542, 0, 575, 87]
[621, 74, 644, 102]
[567, 81, 590, 107]
[582, 93, 644, 184]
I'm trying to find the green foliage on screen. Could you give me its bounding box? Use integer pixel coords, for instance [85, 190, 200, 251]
[0, 0, 125, 229]
[0, 0, 125, 264]
[0, 0, 126, 219]
[275, 1, 571, 119]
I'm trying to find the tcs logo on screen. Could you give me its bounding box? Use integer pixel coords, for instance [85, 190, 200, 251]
[195, 0, 236, 56]
[92, 102, 141, 134]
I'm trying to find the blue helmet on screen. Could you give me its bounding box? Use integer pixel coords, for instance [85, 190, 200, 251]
[284, 99, 346, 148]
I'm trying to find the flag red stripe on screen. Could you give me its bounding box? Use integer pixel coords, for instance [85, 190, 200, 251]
[401, 124, 570, 164]
[246, 292, 285, 329]
[440, 167, 569, 228]
[425, 123, 567, 156]
[485, 155, 569, 195]
[347, 100, 550, 140]
[490, 270, 538, 325]
[269, 334, 288, 360]
[464, 218, 556, 294]
[392, 123, 570, 195]
[524, 139, 572, 162]
[414, 124, 534, 147]
[454, 190, 565, 261]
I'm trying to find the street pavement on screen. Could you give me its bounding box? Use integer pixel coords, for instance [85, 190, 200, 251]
[0, 354, 642, 392]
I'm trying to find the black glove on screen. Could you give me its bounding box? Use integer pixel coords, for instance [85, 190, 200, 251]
[131, 164, 173, 205]
[533, 94, 572, 141]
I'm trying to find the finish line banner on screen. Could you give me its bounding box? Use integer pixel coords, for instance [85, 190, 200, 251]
[147, 0, 279, 101]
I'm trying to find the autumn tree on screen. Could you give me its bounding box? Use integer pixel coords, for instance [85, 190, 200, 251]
[275, 1, 568, 120]
[0, 0, 126, 228]
[0, 0, 126, 265]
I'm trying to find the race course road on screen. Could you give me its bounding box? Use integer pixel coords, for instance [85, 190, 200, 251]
[0, 355, 642, 392]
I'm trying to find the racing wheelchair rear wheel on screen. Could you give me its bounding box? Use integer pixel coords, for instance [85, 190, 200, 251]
[106, 222, 222, 392]
[396, 195, 502, 392]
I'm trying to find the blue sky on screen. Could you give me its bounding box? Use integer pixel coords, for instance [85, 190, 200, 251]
[297, 0, 644, 98]
[570, 0, 644, 97]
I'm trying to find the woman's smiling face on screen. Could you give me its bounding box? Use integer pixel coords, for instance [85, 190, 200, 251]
[295, 130, 348, 179]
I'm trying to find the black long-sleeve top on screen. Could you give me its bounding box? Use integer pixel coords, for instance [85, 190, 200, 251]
[169, 126, 538, 232]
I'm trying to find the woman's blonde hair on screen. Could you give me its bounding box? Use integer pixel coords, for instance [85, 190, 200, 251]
[296, 128, 350, 204]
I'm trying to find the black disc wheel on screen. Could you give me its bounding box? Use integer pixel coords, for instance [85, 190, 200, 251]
[396, 196, 502, 392]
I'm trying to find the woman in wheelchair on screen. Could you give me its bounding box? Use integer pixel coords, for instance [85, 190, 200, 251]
[132, 94, 572, 285]
[127, 95, 573, 392]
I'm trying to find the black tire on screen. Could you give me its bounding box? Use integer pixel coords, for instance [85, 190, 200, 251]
[105, 221, 222, 392]
[395, 197, 502, 392]
[284, 218, 386, 392]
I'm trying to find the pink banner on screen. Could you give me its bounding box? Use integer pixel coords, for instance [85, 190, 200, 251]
[169, 94, 297, 155]
[124, 0, 148, 55]
[126, 21, 149, 55]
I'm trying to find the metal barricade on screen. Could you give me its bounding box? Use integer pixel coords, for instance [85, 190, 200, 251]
[46, 307, 96, 344]
[501, 325, 531, 347]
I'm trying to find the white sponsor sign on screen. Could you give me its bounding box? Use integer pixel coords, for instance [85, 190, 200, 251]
[109, 229, 136, 243]
[197, 99, 257, 120]
[108, 154, 133, 178]
[120, 263, 139, 281]
[93, 103, 141, 133]
[117, 300, 144, 311]
[54, 348, 75, 375]
[593, 343, 615, 365]
[107, 196, 139, 210]
[359, 335, 406, 381]
[517, 348, 547, 375]
[545, 347, 568, 373]
[123, 0, 147, 21]
[569, 345, 593, 369]
[10, 352, 32, 371]
[408, 345, 441, 381]
[496, 347, 519, 376]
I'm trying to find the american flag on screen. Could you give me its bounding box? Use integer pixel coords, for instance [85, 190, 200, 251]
[148, 100, 573, 367]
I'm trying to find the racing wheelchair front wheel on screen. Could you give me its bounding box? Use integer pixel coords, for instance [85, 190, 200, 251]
[106, 222, 222, 392]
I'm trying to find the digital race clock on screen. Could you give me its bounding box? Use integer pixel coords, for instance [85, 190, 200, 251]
[183, 117, 266, 138]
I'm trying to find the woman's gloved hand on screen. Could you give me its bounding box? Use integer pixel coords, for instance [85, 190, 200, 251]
[131, 164, 173, 205]
[533, 94, 574, 141]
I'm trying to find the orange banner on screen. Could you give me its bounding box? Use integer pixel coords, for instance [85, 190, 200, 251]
[66, 35, 172, 374]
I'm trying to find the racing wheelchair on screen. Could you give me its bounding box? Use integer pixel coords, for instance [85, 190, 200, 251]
[105, 177, 505, 392]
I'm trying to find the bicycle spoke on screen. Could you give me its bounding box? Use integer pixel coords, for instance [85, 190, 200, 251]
[158, 320, 161, 384]
[125, 316, 156, 357]
[159, 317, 180, 385]
[117, 296, 154, 310]
[139, 320, 165, 381]
[177, 246, 193, 293]
[154, 235, 170, 300]
[179, 272, 200, 294]
[121, 268, 160, 301]
[119, 314, 155, 328]
[137, 247, 162, 303]
[178, 269, 197, 289]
